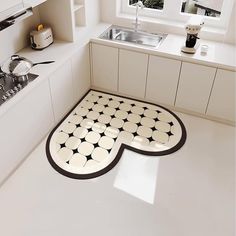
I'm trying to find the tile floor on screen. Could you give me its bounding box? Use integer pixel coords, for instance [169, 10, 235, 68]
[0, 108, 235, 236]
[47, 91, 186, 178]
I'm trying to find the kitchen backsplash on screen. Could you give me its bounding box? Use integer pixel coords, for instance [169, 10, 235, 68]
[0, 8, 40, 64]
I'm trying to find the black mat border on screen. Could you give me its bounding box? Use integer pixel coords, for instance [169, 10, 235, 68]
[46, 89, 187, 180]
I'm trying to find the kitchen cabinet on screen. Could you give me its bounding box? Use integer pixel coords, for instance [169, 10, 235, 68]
[206, 69, 236, 122]
[175, 62, 216, 114]
[119, 49, 148, 98]
[0, 79, 54, 184]
[23, 0, 47, 8]
[91, 43, 118, 92]
[71, 44, 91, 104]
[0, 0, 22, 12]
[146, 55, 181, 106]
[49, 60, 74, 122]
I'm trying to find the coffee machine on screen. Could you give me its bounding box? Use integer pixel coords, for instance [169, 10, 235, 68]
[181, 16, 204, 54]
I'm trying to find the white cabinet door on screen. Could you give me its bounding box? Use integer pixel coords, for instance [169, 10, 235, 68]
[91, 43, 118, 92]
[119, 49, 148, 98]
[71, 44, 91, 104]
[207, 69, 236, 122]
[146, 55, 181, 106]
[23, 0, 46, 8]
[49, 60, 74, 122]
[0, 79, 54, 184]
[175, 62, 216, 114]
[0, 0, 22, 12]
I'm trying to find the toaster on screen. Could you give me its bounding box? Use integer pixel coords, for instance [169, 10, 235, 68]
[30, 24, 53, 50]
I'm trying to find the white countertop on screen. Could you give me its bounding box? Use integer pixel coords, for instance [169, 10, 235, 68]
[0, 23, 235, 117]
[91, 33, 236, 71]
[0, 112, 234, 236]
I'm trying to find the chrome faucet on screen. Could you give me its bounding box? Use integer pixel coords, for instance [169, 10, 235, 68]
[132, 1, 144, 32]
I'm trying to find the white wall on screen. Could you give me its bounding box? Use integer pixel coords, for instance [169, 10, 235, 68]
[85, 0, 100, 27]
[224, 3, 236, 44]
[0, 8, 40, 64]
[100, 0, 236, 44]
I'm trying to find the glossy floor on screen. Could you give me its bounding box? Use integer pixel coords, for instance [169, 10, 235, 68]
[0, 112, 235, 236]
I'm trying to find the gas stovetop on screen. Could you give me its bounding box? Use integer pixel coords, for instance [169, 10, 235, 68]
[0, 73, 38, 106]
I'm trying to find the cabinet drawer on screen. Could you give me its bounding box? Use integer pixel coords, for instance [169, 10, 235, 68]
[175, 62, 216, 114]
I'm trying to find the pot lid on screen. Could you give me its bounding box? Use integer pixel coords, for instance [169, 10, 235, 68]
[1, 55, 32, 76]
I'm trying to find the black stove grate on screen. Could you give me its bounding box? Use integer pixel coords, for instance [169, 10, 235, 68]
[0, 73, 38, 106]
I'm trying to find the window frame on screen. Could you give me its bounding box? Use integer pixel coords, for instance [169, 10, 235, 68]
[120, 0, 235, 30]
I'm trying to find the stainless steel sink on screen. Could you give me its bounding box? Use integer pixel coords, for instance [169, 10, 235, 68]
[100, 26, 167, 48]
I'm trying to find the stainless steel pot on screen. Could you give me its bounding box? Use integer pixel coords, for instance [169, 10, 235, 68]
[1, 55, 55, 79]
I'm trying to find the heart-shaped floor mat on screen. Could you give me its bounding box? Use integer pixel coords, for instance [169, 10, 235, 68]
[46, 90, 186, 179]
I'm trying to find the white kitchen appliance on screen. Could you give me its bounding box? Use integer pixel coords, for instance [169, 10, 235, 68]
[30, 24, 53, 50]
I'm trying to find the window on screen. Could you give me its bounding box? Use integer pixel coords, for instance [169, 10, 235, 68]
[120, 0, 234, 30]
[181, 0, 223, 18]
[129, 0, 164, 10]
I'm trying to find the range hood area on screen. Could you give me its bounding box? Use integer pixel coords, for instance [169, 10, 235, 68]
[0, 3, 33, 31]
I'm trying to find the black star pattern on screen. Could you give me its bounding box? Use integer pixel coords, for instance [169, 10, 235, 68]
[151, 127, 156, 132]
[73, 149, 78, 154]
[69, 133, 74, 137]
[76, 124, 81, 128]
[106, 147, 113, 153]
[94, 101, 98, 105]
[118, 127, 124, 132]
[133, 132, 138, 137]
[169, 121, 174, 126]
[80, 138, 86, 142]
[111, 115, 115, 119]
[60, 143, 66, 148]
[104, 104, 109, 108]
[167, 131, 174, 136]
[127, 110, 132, 114]
[87, 128, 92, 132]
[123, 118, 128, 122]
[86, 155, 93, 161]
[88, 108, 93, 112]
[148, 137, 154, 142]
[154, 117, 159, 122]
[94, 143, 99, 148]
[140, 114, 145, 118]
